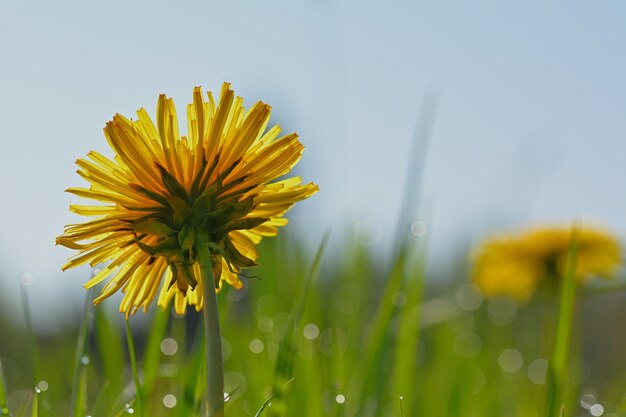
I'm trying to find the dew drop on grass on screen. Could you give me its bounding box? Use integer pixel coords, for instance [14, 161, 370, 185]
[527, 359, 548, 385]
[81, 356, 90, 365]
[410, 220, 428, 237]
[163, 394, 177, 408]
[590, 404, 604, 416]
[249, 338, 264, 353]
[303, 323, 320, 340]
[225, 371, 247, 398]
[581, 393, 596, 409]
[36, 380, 49, 392]
[160, 338, 178, 356]
[335, 394, 345, 404]
[499, 349, 523, 373]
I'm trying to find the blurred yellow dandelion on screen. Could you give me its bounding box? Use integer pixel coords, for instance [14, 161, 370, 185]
[472, 226, 621, 301]
[57, 83, 318, 316]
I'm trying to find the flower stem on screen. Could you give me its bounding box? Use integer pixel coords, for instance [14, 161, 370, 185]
[198, 240, 224, 417]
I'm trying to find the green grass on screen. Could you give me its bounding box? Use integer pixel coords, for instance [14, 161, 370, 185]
[1, 231, 625, 416]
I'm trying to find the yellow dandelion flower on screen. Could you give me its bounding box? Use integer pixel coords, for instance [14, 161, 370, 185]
[57, 83, 318, 316]
[471, 225, 622, 301]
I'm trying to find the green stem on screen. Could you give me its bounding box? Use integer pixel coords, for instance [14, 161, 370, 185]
[125, 319, 143, 417]
[197, 238, 224, 417]
[19, 284, 39, 388]
[70, 288, 93, 417]
[545, 227, 579, 417]
[0, 357, 10, 416]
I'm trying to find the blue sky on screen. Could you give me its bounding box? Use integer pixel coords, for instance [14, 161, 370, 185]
[1, 1, 625, 322]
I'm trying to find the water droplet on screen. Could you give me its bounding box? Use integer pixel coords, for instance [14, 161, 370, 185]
[590, 404, 604, 416]
[224, 392, 230, 402]
[35, 387, 41, 394]
[81, 356, 90, 365]
[391, 291, 407, 307]
[160, 338, 178, 356]
[126, 408, 134, 414]
[456, 284, 483, 311]
[410, 220, 428, 237]
[528, 359, 548, 385]
[335, 394, 346, 404]
[20, 272, 34, 286]
[303, 323, 320, 340]
[581, 393, 596, 409]
[36, 380, 49, 392]
[163, 394, 177, 408]
[249, 339, 264, 353]
[499, 348, 523, 373]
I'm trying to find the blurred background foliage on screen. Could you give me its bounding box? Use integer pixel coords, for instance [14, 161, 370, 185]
[2, 230, 626, 416]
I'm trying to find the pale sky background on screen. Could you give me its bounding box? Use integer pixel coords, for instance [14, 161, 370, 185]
[1, 1, 625, 325]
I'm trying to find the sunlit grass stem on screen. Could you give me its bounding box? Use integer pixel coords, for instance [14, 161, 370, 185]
[197, 237, 224, 417]
[70, 289, 92, 417]
[19, 284, 39, 388]
[0, 358, 9, 416]
[545, 227, 579, 417]
[269, 231, 329, 417]
[125, 319, 143, 417]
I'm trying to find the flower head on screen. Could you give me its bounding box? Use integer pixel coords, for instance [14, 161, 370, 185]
[58, 83, 318, 316]
[471, 225, 622, 301]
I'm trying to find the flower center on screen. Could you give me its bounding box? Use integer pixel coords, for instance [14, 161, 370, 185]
[125, 156, 266, 291]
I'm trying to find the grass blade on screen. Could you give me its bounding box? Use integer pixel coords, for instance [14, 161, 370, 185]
[268, 230, 330, 417]
[125, 319, 143, 417]
[390, 241, 427, 416]
[94, 307, 125, 411]
[142, 307, 170, 397]
[19, 283, 39, 388]
[30, 392, 37, 417]
[0, 358, 9, 416]
[346, 245, 407, 416]
[70, 288, 93, 417]
[254, 378, 294, 417]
